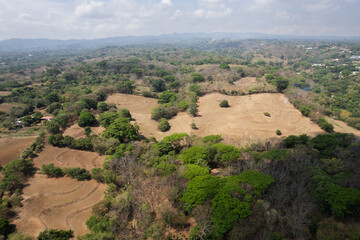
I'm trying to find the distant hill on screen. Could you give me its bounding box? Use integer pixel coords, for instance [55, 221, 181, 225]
[0, 32, 359, 52]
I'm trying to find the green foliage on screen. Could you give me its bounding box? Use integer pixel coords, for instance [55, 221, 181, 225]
[275, 77, 289, 92]
[0, 158, 34, 192]
[264, 112, 271, 117]
[41, 163, 64, 178]
[203, 135, 223, 144]
[321, 158, 348, 176]
[0, 217, 10, 236]
[46, 102, 62, 114]
[212, 143, 241, 164]
[283, 134, 309, 148]
[260, 149, 291, 161]
[318, 118, 334, 133]
[183, 164, 210, 180]
[8, 232, 32, 240]
[299, 105, 312, 117]
[78, 110, 96, 127]
[189, 84, 201, 96]
[46, 121, 60, 134]
[86, 215, 113, 234]
[116, 79, 135, 94]
[97, 102, 109, 113]
[81, 98, 98, 110]
[151, 106, 176, 121]
[177, 100, 189, 111]
[158, 118, 170, 132]
[37, 229, 74, 240]
[326, 183, 360, 218]
[64, 167, 91, 180]
[211, 193, 251, 239]
[99, 112, 119, 128]
[103, 118, 139, 142]
[119, 108, 131, 119]
[84, 126, 91, 136]
[219, 100, 230, 108]
[181, 175, 223, 211]
[276, 129, 282, 135]
[219, 63, 230, 70]
[158, 90, 177, 104]
[179, 146, 209, 165]
[190, 122, 197, 129]
[311, 133, 355, 158]
[189, 226, 200, 240]
[191, 73, 205, 83]
[152, 79, 166, 92]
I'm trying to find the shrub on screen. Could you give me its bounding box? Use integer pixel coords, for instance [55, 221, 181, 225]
[99, 112, 119, 128]
[152, 79, 166, 92]
[220, 63, 230, 70]
[189, 84, 201, 96]
[0, 217, 10, 236]
[318, 118, 334, 133]
[64, 167, 91, 180]
[219, 100, 230, 108]
[183, 164, 210, 180]
[78, 110, 96, 127]
[179, 146, 209, 165]
[158, 118, 170, 132]
[299, 105, 312, 117]
[276, 130, 282, 135]
[91, 168, 106, 183]
[203, 135, 223, 144]
[191, 73, 205, 83]
[46, 121, 60, 134]
[188, 103, 198, 116]
[213, 143, 241, 164]
[177, 101, 189, 111]
[264, 112, 271, 117]
[37, 229, 74, 240]
[158, 91, 177, 104]
[97, 102, 109, 113]
[41, 163, 64, 178]
[103, 118, 139, 142]
[119, 108, 131, 119]
[283, 134, 309, 148]
[151, 106, 176, 121]
[190, 122, 197, 129]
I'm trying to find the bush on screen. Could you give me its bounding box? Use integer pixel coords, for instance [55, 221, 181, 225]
[37, 229, 74, 240]
[276, 130, 282, 135]
[190, 122, 197, 129]
[177, 101, 189, 111]
[264, 112, 271, 117]
[99, 112, 119, 128]
[191, 73, 205, 83]
[103, 118, 139, 142]
[84, 126, 91, 136]
[91, 168, 106, 183]
[64, 167, 91, 181]
[219, 100, 230, 108]
[151, 106, 177, 121]
[318, 118, 334, 133]
[158, 91, 177, 104]
[299, 105, 312, 117]
[220, 63, 230, 70]
[78, 110, 96, 127]
[46, 121, 60, 134]
[0, 217, 10, 236]
[179, 146, 209, 166]
[97, 102, 108, 113]
[189, 84, 201, 96]
[41, 163, 64, 178]
[283, 134, 309, 148]
[158, 118, 170, 132]
[119, 108, 131, 119]
[183, 164, 210, 180]
[152, 79, 166, 92]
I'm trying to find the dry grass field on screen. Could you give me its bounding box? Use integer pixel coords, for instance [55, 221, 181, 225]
[13, 174, 106, 238]
[106, 93, 325, 146]
[0, 137, 34, 166]
[12, 147, 106, 237]
[0, 91, 11, 96]
[0, 103, 16, 113]
[63, 123, 105, 139]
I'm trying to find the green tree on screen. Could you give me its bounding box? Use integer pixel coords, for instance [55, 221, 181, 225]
[78, 110, 96, 127]
[152, 79, 166, 92]
[158, 91, 177, 104]
[37, 229, 74, 240]
[275, 77, 289, 92]
[103, 118, 139, 142]
[219, 100, 230, 108]
[219, 63, 230, 70]
[158, 118, 170, 132]
[191, 73, 205, 83]
[119, 108, 132, 119]
[97, 102, 109, 113]
[0, 217, 10, 236]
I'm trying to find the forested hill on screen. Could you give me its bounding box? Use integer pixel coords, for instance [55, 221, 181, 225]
[1, 32, 359, 52]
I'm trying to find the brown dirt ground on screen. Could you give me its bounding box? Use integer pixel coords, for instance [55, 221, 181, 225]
[0, 91, 11, 96]
[63, 123, 105, 139]
[34, 146, 106, 170]
[13, 174, 106, 238]
[0, 137, 34, 166]
[326, 117, 360, 137]
[0, 103, 16, 113]
[106, 93, 325, 146]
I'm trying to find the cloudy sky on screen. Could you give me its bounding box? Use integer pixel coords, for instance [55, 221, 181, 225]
[0, 0, 359, 40]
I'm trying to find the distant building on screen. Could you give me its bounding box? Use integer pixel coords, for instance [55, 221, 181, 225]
[41, 116, 54, 121]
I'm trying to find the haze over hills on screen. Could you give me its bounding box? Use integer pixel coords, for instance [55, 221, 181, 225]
[1, 32, 360, 52]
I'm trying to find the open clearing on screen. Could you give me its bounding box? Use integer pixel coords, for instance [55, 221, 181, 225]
[13, 174, 106, 238]
[0, 137, 34, 166]
[33, 146, 105, 170]
[0, 91, 11, 96]
[106, 93, 325, 146]
[13, 147, 106, 237]
[0, 103, 16, 113]
[63, 123, 105, 139]
[326, 117, 360, 137]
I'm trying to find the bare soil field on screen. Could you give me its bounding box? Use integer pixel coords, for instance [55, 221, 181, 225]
[194, 93, 324, 146]
[106, 93, 325, 146]
[34, 146, 105, 170]
[0, 103, 16, 113]
[0, 91, 11, 96]
[13, 174, 106, 238]
[0, 137, 34, 166]
[63, 123, 105, 139]
[326, 117, 360, 137]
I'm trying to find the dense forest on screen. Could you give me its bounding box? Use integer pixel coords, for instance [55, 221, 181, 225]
[0, 39, 359, 239]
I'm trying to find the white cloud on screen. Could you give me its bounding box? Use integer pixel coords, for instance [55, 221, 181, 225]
[74, 1, 111, 19]
[161, 0, 172, 6]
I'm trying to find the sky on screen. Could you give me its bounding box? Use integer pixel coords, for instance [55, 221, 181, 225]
[0, 0, 359, 40]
